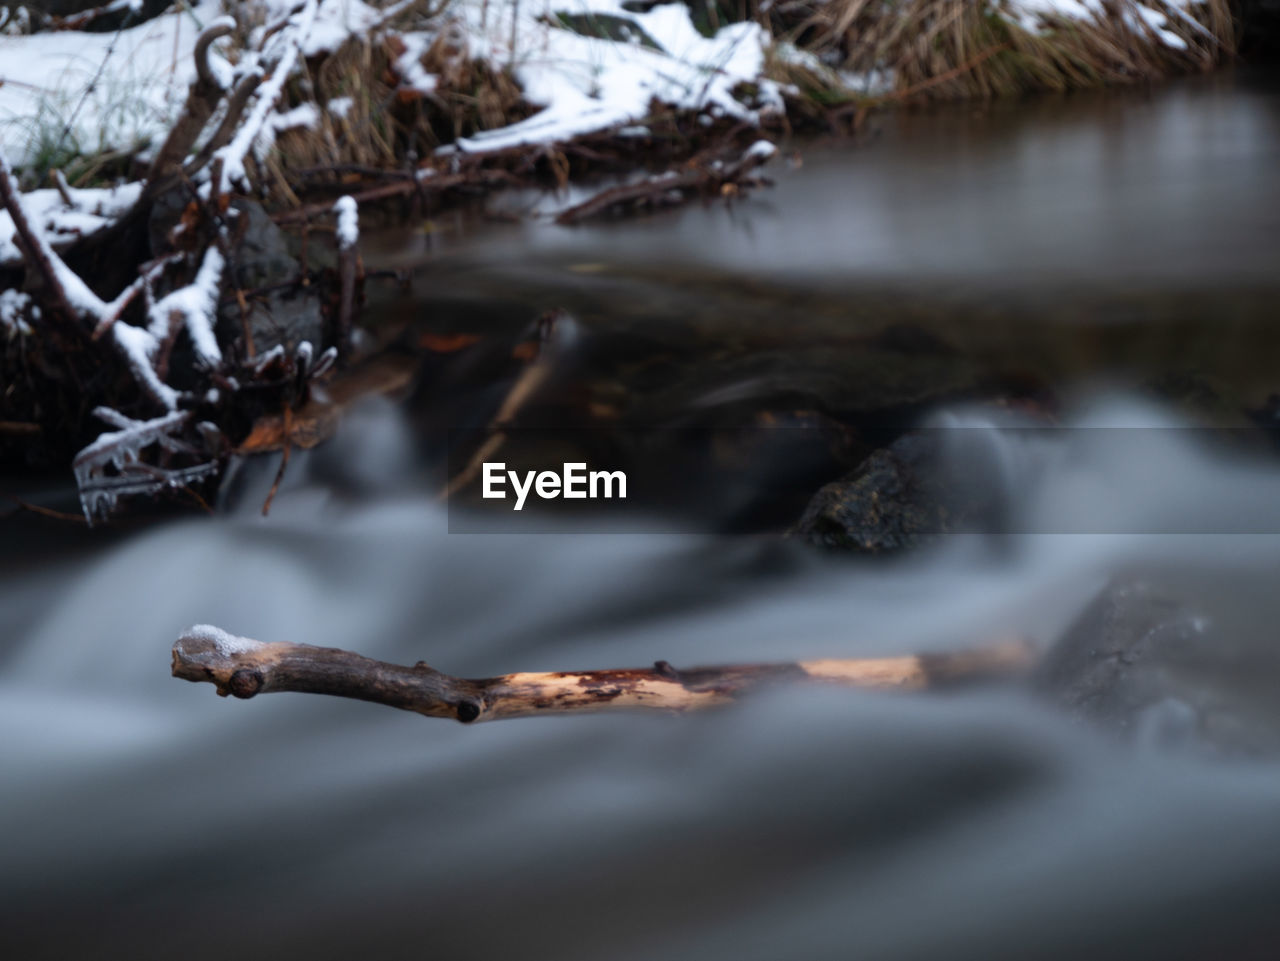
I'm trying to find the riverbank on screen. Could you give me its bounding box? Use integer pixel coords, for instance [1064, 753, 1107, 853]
[0, 1, 1237, 192]
[0, 0, 1251, 525]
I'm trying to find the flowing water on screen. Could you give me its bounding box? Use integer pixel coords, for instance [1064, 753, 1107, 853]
[4, 72, 1280, 959]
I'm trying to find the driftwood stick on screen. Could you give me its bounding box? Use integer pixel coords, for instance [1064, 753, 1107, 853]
[171, 626, 1034, 725]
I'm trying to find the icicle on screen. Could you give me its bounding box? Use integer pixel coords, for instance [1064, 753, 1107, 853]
[72, 408, 218, 524]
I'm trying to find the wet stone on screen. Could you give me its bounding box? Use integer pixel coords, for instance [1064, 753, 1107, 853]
[790, 432, 981, 553]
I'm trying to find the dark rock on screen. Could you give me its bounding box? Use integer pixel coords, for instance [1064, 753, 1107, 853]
[1036, 580, 1280, 755]
[218, 200, 326, 357]
[790, 432, 963, 553]
[1034, 581, 1201, 736]
[146, 190, 327, 358]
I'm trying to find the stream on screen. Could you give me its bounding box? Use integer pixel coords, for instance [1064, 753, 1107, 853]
[3, 70, 1280, 960]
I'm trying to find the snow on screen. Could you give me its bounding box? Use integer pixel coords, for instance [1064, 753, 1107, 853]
[214, 0, 319, 194]
[111, 321, 180, 410]
[445, 0, 782, 154]
[743, 139, 777, 162]
[147, 243, 225, 367]
[0, 1, 226, 167]
[334, 195, 358, 249]
[179, 624, 264, 656]
[0, 288, 36, 334]
[74, 406, 187, 464]
[392, 31, 439, 95]
[0, 182, 141, 266]
[259, 0, 384, 57]
[1132, 4, 1190, 50]
[0, 0, 1213, 181]
[1006, 0, 1107, 31]
[1006, 0, 1205, 46]
[269, 103, 321, 133]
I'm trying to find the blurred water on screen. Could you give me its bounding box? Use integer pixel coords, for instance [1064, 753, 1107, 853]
[4, 393, 1280, 960]
[375, 68, 1280, 293]
[6, 68, 1280, 961]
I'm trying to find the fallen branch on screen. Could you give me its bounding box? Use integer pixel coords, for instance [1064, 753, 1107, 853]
[171, 626, 1033, 724]
[553, 139, 777, 226]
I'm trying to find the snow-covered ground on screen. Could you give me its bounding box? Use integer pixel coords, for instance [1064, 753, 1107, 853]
[0, 1, 225, 169]
[445, 0, 782, 153]
[0, 1, 1215, 176]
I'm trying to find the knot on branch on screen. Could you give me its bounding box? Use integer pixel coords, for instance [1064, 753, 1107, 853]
[228, 669, 264, 699]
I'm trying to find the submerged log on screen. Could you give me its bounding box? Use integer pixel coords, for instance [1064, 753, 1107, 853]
[171, 626, 1033, 724]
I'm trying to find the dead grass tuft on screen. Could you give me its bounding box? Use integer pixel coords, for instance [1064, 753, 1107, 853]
[766, 0, 1235, 103]
[262, 7, 533, 201]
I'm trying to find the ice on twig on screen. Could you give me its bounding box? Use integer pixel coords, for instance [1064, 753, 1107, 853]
[72, 407, 218, 524]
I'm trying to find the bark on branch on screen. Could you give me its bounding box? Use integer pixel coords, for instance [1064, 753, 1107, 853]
[171, 626, 1034, 724]
[144, 18, 235, 190]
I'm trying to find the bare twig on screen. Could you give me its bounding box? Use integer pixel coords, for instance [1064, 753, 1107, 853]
[51, 169, 76, 208]
[0, 421, 41, 435]
[171, 627, 1034, 724]
[260, 405, 292, 516]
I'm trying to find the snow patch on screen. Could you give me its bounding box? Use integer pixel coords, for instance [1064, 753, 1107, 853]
[0, 182, 141, 266]
[327, 95, 354, 119]
[449, 1, 780, 154]
[334, 195, 358, 249]
[180, 624, 264, 656]
[0, 288, 36, 334]
[0, 1, 226, 167]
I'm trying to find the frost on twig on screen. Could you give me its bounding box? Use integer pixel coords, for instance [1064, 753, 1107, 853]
[72, 408, 219, 524]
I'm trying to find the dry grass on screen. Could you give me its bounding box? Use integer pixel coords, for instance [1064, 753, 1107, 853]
[766, 0, 1235, 103]
[249, 0, 1236, 203]
[259, 4, 532, 200]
